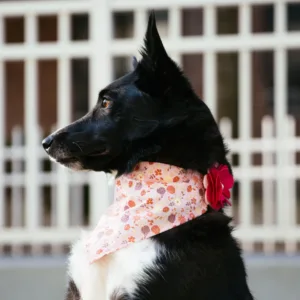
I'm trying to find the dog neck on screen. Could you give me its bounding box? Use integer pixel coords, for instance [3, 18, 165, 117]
[85, 162, 233, 263]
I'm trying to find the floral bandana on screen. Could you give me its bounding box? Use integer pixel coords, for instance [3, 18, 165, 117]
[85, 162, 234, 263]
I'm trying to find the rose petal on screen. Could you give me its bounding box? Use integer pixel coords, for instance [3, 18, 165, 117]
[204, 171, 223, 210]
[218, 165, 234, 189]
[203, 175, 208, 189]
[222, 189, 230, 199]
[204, 190, 210, 205]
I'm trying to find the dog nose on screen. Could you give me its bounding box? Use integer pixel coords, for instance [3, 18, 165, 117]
[42, 135, 54, 151]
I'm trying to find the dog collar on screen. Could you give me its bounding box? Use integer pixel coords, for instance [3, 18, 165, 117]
[85, 162, 233, 263]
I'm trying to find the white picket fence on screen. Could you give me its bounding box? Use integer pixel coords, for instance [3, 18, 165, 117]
[0, 0, 300, 255]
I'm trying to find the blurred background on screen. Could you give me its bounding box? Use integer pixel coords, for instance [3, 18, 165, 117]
[0, 0, 300, 299]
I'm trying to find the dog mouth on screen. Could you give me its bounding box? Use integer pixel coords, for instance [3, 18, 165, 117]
[85, 148, 109, 157]
[51, 145, 109, 164]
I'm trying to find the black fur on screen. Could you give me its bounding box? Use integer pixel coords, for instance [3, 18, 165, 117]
[145, 209, 253, 300]
[65, 280, 80, 300]
[43, 12, 253, 300]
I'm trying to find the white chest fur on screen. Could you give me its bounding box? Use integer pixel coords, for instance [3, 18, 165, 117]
[68, 233, 161, 300]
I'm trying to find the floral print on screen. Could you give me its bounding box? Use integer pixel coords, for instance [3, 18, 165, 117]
[85, 162, 234, 263]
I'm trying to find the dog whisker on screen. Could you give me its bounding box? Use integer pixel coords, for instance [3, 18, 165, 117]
[73, 141, 84, 153]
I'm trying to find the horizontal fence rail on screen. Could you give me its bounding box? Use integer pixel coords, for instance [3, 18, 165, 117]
[0, 0, 300, 255]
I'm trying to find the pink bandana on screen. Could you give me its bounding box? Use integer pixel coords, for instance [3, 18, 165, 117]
[85, 162, 233, 263]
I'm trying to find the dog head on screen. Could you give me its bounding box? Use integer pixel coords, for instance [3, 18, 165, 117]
[42, 13, 228, 175]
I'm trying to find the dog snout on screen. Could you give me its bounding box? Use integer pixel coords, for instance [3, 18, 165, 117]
[42, 135, 54, 152]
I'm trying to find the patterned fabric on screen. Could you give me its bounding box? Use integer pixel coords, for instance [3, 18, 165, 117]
[85, 162, 208, 263]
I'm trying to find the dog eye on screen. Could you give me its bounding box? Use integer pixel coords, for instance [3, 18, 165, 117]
[101, 98, 111, 109]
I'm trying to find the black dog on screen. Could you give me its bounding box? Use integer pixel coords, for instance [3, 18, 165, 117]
[43, 12, 253, 300]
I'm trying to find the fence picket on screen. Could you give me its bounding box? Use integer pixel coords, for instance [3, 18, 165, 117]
[220, 118, 233, 218]
[262, 116, 275, 253]
[89, 0, 112, 226]
[50, 125, 58, 228]
[24, 13, 40, 232]
[286, 116, 297, 253]
[169, 6, 181, 65]
[238, 5, 252, 252]
[70, 184, 84, 226]
[203, 5, 216, 117]
[0, 14, 5, 230]
[56, 11, 71, 230]
[10, 127, 23, 255]
[11, 127, 23, 228]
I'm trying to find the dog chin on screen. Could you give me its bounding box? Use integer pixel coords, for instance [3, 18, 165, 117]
[64, 161, 85, 171]
[49, 155, 86, 172]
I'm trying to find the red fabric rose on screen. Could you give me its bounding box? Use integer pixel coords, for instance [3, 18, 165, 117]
[203, 164, 234, 210]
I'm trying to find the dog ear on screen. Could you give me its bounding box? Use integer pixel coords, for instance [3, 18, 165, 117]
[141, 11, 168, 63]
[138, 12, 192, 99]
